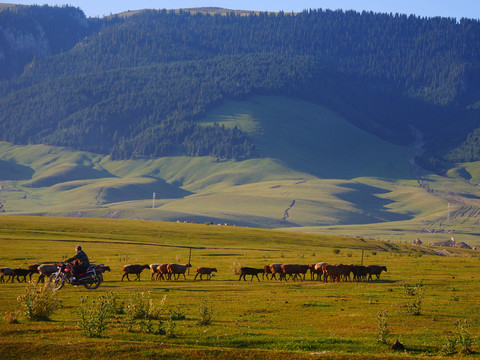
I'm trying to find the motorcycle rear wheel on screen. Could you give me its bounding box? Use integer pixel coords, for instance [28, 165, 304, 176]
[48, 272, 65, 291]
[84, 274, 102, 290]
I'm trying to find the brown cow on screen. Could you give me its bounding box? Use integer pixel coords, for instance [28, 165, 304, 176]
[150, 264, 161, 280]
[263, 265, 273, 280]
[0, 267, 14, 283]
[194, 267, 217, 280]
[155, 264, 169, 281]
[280, 264, 309, 282]
[13, 268, 31, 283]
[28, 263, 40, 282]
[37, 264, 58, 283]
[121, 264, 150, 281]
[367, 265, 387, 281]
[269, 263, 283, 280]
[167, 263, 192, 280]
[314, 262, 328, 282]
[239, 267, 264, 281]
[351, 265, 369, 282]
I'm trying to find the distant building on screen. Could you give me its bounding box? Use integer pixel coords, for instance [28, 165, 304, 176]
[452, 242, 472, 249]
[431, 237, 472, 249]
[432, 237, 456, 247]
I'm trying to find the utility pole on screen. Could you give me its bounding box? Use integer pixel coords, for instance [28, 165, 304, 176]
[188, 247, 192, 275]
[447, 202, 450, 223]
[152, 192, 156, 209]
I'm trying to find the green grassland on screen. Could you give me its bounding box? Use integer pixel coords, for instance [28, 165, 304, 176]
[0, 215, 479, 359]
[1, 95, 480, 247]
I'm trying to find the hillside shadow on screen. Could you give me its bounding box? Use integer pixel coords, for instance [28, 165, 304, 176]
[0, 160, 34, 181]
[336, 183, 413, 223]
[100, 177, 191, 203]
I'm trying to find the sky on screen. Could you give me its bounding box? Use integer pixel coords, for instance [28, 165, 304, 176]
[9, 0, 480, 20]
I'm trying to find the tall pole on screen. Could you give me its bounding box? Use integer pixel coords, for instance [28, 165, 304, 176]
[361, 250, 364, 266]
[188, 247, 192, 275]
[152, 192, 156, 209]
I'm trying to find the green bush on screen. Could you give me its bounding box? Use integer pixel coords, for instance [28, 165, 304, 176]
[16, 283, 61, 321]
[197, 298, 213, 326]
[78, 296, 109, 338]
[376, 310, 389, 344]
[403, 282, 425, 316]
[125, 292, 166, 333]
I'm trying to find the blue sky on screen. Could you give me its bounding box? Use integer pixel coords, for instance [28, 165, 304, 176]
[11, 0, 480, 20]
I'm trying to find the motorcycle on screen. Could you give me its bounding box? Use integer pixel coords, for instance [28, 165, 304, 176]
[48, 262, 104, 290]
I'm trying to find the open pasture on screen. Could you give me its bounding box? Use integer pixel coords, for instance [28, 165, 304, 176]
[0, 216, 479, 359]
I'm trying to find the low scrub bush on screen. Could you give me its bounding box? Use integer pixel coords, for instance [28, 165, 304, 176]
[376, 310, 389, 344]
[78, 296, 109, 338]
[125, 292, 164, 322]
[197, 298, 213, 326]
[17, 283, 60, 321]
[169, 305, 186, 320]
[165, 315, 176, 338]
[4, 310, 20, 324]
[402, 281, 425, 316]
[103, 291, 125, 315]
[441, 319, 473, 355]
[125, 292, 166, 333]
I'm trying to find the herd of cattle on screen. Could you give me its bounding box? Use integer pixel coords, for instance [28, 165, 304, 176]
[125, 262, 387, 283]
[0, 262, 387, 284]
[241, 263, 387, 282]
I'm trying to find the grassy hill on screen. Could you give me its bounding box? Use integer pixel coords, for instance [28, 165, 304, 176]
[1, 96, 480, 246]
[198, 96, 413, 179]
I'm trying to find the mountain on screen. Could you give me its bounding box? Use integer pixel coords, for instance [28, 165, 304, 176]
[1, 5, 480, 166]
[1, 5, 480, 245]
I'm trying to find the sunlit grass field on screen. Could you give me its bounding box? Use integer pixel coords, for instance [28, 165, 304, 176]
[0, 216, 479, 359]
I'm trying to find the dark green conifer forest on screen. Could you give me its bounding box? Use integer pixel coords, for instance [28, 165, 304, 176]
[1, 5, 480, 166]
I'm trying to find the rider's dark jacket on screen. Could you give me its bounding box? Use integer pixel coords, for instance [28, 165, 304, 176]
[67, 250, 90, 266]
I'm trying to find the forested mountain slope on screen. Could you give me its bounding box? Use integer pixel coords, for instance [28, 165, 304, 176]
[1, 5, 480, 166]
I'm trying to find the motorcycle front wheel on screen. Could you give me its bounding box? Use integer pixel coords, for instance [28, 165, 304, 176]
[84, 274, 102, 290]
[48, 272, 65, 291]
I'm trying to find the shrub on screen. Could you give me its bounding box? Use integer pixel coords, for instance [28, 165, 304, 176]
[78, 296, 109, 338]
[441, 319, 473, 355]
[17, 283, 60, 321]
[125, 292, 164, 322]
[333, 249, 341, 254]
[4, 310, 20, 324]
[376, 310, 389, 344]
[441, 336, 457, 356]
[403, 282, 425, 316]
[165, 315, 177, 338]
[448, 287, 459, 302]
[197, 298, 213, 326]
[103, 291, 125, 315]
[125, 292, 166, 333]
[169, 305, 186, 320]
[455, 319, 473, 354]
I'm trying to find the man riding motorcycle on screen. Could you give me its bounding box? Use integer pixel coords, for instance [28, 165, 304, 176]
[66, 245, 90, 281]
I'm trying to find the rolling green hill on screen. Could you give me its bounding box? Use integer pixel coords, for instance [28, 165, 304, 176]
[198, 96, 413, 179]
[1, 95, 480, 247]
